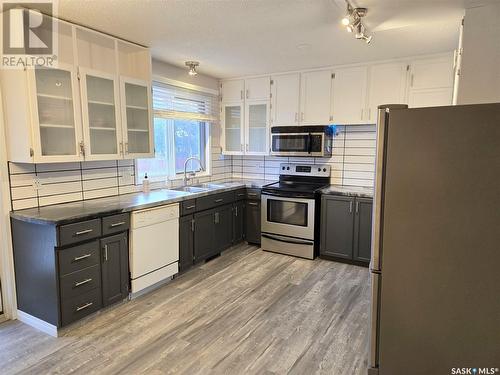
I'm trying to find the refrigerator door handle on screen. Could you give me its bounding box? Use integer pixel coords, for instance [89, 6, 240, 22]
[369, 272, 381, 371]
[371, 107, 388, 272]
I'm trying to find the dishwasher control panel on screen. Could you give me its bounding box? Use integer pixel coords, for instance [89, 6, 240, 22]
[131, 203, 179, 229]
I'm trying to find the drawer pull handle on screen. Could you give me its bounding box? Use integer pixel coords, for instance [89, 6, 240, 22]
[248, 202, 258, 206]
[248, 193, 257, 196]
[214, 199, 223, 203]
[186, 205, 196, 210]
[73, 253, 92, 262]
[110, 221, 126, 227]
[75, 229, 93, 236]
[74, 278, 92, 287]
[237, 193, 245, 197]
[76, 302, 93, 312]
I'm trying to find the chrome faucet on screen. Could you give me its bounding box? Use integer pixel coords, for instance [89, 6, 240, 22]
[183, 157, 205, 185]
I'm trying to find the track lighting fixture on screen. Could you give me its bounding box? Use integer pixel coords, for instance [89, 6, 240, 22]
[341, 1, 373, 44]
[185, 61, 199, 76]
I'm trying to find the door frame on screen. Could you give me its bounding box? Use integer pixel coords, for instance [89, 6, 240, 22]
[0, 86, 17, 320]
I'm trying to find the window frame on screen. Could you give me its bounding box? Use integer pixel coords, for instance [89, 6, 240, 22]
[135, 79, 217, 184]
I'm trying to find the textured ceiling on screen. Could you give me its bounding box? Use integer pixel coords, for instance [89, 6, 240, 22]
[57, 0, 471, 78]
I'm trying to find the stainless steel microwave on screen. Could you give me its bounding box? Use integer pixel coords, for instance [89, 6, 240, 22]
[270, 126, 335, 157]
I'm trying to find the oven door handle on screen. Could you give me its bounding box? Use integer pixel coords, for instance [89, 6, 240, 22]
[262, 233, 314, 246]
[261, 191, 312, 199]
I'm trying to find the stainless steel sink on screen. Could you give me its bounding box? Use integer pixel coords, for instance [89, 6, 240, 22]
[173, 186, 209, 193]
[194, 183, 226, 189]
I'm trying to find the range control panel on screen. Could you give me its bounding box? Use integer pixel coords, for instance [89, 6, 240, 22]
[279, 163, 331, 178]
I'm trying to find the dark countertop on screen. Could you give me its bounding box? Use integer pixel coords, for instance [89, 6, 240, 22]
[10, 179, 275, 226]
[319, 185, 374, 198]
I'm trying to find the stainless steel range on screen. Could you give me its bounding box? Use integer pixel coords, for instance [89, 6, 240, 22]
[261, 163, 331, 259]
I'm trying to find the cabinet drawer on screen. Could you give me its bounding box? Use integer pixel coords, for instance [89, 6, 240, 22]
[58, 240, 100, 276]
[61, 288, 102, 326]
[197, 192, 235, 211]
[102, 213, 130, 236]
[60, 264, 101, 300]
[181, 199, 197, 216]
[234, 188, 246, 201]
[58, 219, 101, 247]
[246, 188, 261, 200]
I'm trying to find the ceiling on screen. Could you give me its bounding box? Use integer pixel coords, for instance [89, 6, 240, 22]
[57, 0, 476, 78]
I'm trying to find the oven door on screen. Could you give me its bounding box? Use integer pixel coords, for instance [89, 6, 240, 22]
[261, 193, 315, 240]
[270, 132, 325, 157]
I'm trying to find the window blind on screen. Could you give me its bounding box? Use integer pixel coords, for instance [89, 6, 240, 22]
[153, 81, 218, 122]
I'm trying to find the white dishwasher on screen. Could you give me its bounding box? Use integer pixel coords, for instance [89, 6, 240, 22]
[130, 203, 179, 295]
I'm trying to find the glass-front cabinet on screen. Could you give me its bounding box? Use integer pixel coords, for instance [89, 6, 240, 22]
[245, 100, 269, 154]
[120, 78, 153, 158]
[30, 64, 83, 161]
[222, 103, 244, 154]
[80, 69, 121, 159]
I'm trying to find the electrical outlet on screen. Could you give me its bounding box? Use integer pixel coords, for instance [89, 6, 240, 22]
[32, 178, 42, 190]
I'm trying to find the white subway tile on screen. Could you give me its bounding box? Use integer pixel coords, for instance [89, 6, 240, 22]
[83, 177, 118, 191]
[82, 160, 117, 169]
[37, 170, 81, 184]
[11, 185, 37, 200]
[39, 192, 83, 207]
[38, 181, 82, 197]
[12, 198, 38, 210]
[10, 173, 36, 187]
[9, 163, 35, 174]
[82, 168, 118, 180]
[83, 187, 118, 200]
[36, 162, 80, 172]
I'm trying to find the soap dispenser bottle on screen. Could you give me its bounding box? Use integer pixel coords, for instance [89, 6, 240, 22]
[142, 173, 150, 193]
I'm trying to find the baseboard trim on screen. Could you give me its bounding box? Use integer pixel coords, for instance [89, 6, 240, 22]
[17, 310, 58, 337]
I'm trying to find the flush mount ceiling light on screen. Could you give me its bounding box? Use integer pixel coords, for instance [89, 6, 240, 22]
[342, 2, 373, 44]
[185, 61, 199, 76]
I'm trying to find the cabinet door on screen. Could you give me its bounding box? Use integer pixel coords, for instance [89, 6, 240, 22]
[179, 215, 194, 272]
[300, 70, 333, 125]
[245, 76, 270, 100]
[194, 209, 216, 262]
[233, 201, 245, 244]
[221, 80, 244, 102]
[245, 100, 269, 155]
[320, 196, 355, 259]
[30, 64, 83, 162]
[367, 63, 408, 122]
[353, 198, 373, 263]
[80, 69, 122, 160]
[101, 232, 129, 307]
[120, 77, 153, 158]
[215, 204, 234, 252]
[222, 103, 244, 154]
[408, 56, 454, 108]
[245, 200, 261, 244]
[332, 66, 368, 124]
[271, 73, 300, 126]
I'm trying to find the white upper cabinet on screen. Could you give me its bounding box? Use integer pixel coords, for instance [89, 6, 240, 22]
[300, 70, 333, 125]
[0, 16, 152, 163]
[221, 79, 245, 102]
[332, 66, 368, 124]
[271, 73, 301, 126]
[221, 76, 270, 155]
[367, 62, 409, 122]
[408, 55, 454, 108]
[245, 76, 270, 100]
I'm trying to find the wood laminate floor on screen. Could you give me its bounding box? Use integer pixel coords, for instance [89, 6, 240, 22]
[0, 243, 370, 375]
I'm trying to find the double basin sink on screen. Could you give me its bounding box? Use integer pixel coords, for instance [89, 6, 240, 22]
[171, 182, 244, 194]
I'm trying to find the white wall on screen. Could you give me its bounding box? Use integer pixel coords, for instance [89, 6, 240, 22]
[457, 3, 500, 104]
[152, 59, 219, 92]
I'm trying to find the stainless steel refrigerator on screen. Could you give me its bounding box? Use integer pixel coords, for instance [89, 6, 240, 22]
[368, 103, 500, 375]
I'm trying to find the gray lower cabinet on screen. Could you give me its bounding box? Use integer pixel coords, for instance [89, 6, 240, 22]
[215, 204, 234, 251]
[245, 200, 261, 244]
[320, 195, 373, 265]
[179, 215, 194, 271]
[100, 232, 129, 307]
[353, 198, 373, 263]
[233, 200, 245, 243]
[194, 208, 217, 262]
[11, 213, 130, 328]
